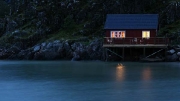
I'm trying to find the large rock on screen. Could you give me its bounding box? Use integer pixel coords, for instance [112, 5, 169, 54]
[0, 49, 11, 59]
[53, 40, 62, 51]
[167, 49, 176, 55]
[12, 30, 28, 37]
[71, 42, 88, 60]
[71, 51, 80, 61]
[33, 45, 41, 52]
[166, 53, 178, 61]
[175, 48, 180, 52]
[177, 45, 180, 48]
[33, 51, 45, 60]
[33, 40, 65, 60]
[43, 48, 60, 60]
[63, 41, 73, 59]
[177, 52, 180, 56]
[46, 42, 53, 49]
[16, 49, 33, 60]
[8, 45, 21, 54]
[3, 38, 104, 61]
[87, 39, 103, 60]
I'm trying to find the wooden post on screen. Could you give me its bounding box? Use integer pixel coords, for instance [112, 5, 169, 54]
[130, 48, 132, 58]
[103, 48, 106, 61]
[104, 48, 108, 61]
[165, 48, 167, 61]
[122, 47, 124, 61]
[143, 47, 146, 57]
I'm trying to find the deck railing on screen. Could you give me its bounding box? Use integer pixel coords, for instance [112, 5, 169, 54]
[104, 37, 169, 45]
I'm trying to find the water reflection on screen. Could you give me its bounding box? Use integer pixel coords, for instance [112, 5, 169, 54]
[0, 61, 180, 101]
[116, 64, 125, 82]
[142, 67, 151, 81]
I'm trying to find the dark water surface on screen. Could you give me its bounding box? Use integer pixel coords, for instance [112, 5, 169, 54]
[0, 61, 180, 101]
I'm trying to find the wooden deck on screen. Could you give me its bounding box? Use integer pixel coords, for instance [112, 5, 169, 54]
[103, 37, 169, 48]
[103, 44, 168, 48]
[140, 58, 164, 62]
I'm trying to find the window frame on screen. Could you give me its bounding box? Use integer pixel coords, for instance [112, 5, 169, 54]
[110, 31, 126, 38]
[142, 31, 150, 39]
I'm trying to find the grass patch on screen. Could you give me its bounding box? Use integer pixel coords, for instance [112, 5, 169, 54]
[41, 20, 86, 42]
[45, 30, 81, 42]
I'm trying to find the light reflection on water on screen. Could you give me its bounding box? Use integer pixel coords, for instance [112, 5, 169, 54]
[0, 61, 180, 101]
[116, 64, 125, 82]
[142, 67, 151, 81]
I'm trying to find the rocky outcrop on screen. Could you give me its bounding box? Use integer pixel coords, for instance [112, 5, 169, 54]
[1, 39, 103, 61]
[166, 45, 180, 61]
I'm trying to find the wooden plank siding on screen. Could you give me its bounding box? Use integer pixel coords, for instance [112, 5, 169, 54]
[103, 14, 169, 48]
[105, 29, 157, 37]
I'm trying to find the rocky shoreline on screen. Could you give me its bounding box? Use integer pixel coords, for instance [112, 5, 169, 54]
[166, 45, 180, 61]
[0, 38, 180, 62]
[0, 38, 105, 61]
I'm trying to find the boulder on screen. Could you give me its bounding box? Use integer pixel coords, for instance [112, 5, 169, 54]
[46, 42, 53, 49]
[12, 30, 28, 37]
[71, 42, 88, 60]
[166, 53, 178, 61]
[16, 49, 32, 60]
[33, 51, 45, 60]
[87, 39, 103, 60]
[0, 49, 10, 59]
[63, 41, 73, 59]
[53, 40, 62, 51]
[8, 45, 21, 53]
[43, 48, 60, 60]
[177, 52, 180, 56]
[71, 52, 80, 61]
[178, 45, 180, 48]
[5, 38, 104, 61]
[175, 48, 180, 52]
[167, 49, 175, 55]
[33, 45, 41, 52]
[41, 42, 47, 50]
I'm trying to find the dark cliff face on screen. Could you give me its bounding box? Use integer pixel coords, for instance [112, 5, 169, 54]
[0, 0, 180, 60]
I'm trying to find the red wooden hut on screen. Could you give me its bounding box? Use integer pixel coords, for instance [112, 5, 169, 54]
[103, 14, 169, 61]
[103, 14, 169, 47]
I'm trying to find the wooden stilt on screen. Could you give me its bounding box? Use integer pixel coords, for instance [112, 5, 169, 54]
[165, 48, 167, 61]
[106, 48, 108, 61]
[143, 47, 146, 57]
[145, 49, 164, 58]
[103, 48, 106, 61]
[106, 48, 123, 59]
[122, 47, 124, 61]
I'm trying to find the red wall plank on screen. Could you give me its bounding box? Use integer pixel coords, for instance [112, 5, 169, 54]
[105, 29, 157, 38]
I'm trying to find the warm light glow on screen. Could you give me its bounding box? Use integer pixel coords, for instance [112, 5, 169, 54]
[116, 63, 125, 81]
[111, 31, 125, 38]
[141, 67, 152, 89]
[142, 31, 150, 38]
[142, 68, 151, 81]
[117, 63, 124, 69]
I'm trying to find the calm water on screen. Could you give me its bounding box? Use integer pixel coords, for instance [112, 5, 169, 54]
[0, 61, 180, 101]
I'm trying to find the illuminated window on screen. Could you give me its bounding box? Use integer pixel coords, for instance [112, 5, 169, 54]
[111, 31, 125, 38]
[142, 31, 150, 38]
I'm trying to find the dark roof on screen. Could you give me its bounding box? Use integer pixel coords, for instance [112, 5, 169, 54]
[104, 14, 158, 29]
